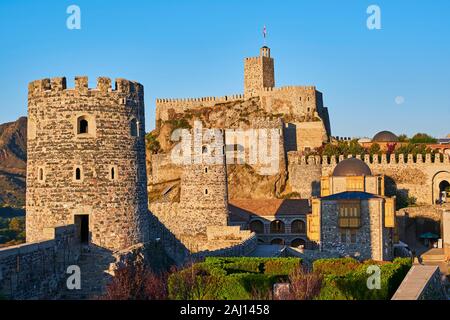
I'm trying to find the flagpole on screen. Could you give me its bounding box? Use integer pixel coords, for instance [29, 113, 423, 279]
[263, 25, 267, 46]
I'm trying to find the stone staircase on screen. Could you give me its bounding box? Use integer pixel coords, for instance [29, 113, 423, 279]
[58, 245, 115, 300]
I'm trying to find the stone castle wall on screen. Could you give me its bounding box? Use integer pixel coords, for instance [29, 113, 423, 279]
[288, 153, 450, 204]
[155, 94, 245, 123]
[26, 76, 150, 251]
[0, 225, 79, 299]
[149, 153, 182, 185]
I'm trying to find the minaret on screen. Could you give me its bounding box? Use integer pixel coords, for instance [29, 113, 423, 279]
[244, 46, 275, 96]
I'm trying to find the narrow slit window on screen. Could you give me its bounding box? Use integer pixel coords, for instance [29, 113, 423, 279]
[38, 168, 44, 181]
[111, 167, 116, 180]
[75, 168, 82, 181]
[205, 188, 208, 195]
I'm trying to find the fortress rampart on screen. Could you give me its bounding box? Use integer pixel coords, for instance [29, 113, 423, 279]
[155, 85, 321, 122]
[0, 225, 79, 299]
[288, 152, 450, 204]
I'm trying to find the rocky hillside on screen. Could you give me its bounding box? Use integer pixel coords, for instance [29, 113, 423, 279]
[147, 97, 289, 200]
[0, 117, 27, 208]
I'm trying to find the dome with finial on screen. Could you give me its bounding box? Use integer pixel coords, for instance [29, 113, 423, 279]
[332, 158, 372, 177]
[372, 131, 399, 142]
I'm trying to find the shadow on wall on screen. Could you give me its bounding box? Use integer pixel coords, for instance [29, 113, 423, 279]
[398, 215, 441, 250]
[147, 211, 190, 265]
[311, 180, 321, 197]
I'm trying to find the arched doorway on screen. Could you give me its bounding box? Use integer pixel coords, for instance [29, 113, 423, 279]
[270, 220, 285, 233]
[291, 220, 306, 233]
[439, 180, 450, 203]
[431, 171, 450, 204]
[249, 220, 264, 234]
[271, 238, 284, 245]
[290, 238, 306, 248]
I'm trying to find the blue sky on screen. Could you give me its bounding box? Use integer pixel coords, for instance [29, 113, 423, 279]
[0, 0, 449, 138]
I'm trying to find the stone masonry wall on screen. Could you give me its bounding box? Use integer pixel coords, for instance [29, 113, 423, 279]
[320, 198, 393, 261]
[244, 55, 274, 96]
[288, 153, 450, 205]
[26, 77, 150, 251]
[0, 225, 79, 299]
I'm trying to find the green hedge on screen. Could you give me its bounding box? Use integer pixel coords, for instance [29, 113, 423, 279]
[314, 258, 412, 300]
[168, 257, 301, 300]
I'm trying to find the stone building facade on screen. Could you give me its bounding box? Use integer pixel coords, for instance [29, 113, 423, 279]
[26, 77, 150, 251]
[308, 158, 395, 261]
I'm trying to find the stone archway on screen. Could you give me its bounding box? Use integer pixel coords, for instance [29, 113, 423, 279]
[271, 238, 284, 245]
[290, 238, 306, 248]
[432, 171, 450, 204]
[249, 220, 265, 234]
[439, 180, 450, 203]
[270, 220, 285, 234]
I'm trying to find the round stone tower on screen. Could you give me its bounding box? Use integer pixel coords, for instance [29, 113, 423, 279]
[26, 76, 149, 251]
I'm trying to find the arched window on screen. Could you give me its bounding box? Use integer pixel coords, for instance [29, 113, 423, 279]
[291, 220, 306, 234]
[270, 220, 285, 234]
[271, 238, 284, 245]
[77, 117, 89, 134]
[202, 145, 208, 154]
[130, 118, 138, 137]
[249, 220, 264, 234]
[291, 238, 306, 248]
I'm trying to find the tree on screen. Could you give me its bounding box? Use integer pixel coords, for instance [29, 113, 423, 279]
[397, 134, 409, 142]
[369, 143, 381, 155]
[8, 217, 24, 232]
[409, 133, 437, 144]
[145, 133, 161, 154]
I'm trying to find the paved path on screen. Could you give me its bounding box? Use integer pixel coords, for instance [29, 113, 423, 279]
[392, 265, 440, 300]
[249, 245, 285, 257]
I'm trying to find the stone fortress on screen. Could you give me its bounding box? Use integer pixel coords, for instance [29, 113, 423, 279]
[0, 45, 449, 299]
[149, 45, 450, 254]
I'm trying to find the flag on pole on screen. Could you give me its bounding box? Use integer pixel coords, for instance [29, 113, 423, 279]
[263, 25, 267, 38]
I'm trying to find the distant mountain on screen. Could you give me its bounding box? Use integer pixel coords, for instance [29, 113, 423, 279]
[0, 117, 27, 208]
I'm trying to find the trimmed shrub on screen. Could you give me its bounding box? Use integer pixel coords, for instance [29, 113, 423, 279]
[315, 257, 412, 300]
[312, 257, 360, 276]
[169, 257, 302, 300]
[264, 258, 302, 276]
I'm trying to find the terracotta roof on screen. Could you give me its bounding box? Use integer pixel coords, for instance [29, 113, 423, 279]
[229, 199, 310, 220]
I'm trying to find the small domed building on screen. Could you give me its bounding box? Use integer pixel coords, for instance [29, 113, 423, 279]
[360, 130, 404, 152]
[307, 158, 396, 261]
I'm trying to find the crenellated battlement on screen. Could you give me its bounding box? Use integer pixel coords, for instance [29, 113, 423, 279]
[156, 93, 245, 104]
[287, 152, 450, 166]
[155, 85, 316, 107]
[260, 85, 316, 93]
[28, 76, 143, 96]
